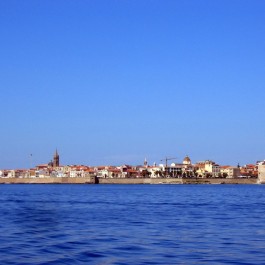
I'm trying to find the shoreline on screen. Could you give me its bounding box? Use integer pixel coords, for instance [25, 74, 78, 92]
[0, 177, 259, 185]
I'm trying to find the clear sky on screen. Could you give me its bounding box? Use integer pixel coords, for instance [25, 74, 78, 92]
[1, 0, 265, 169]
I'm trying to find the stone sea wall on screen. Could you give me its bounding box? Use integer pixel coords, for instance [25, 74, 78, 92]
[182, 178, 258, 184]
[98, 178, 183, 184]
[99, 178, 257, 184]
[0, 176, 96, 184]
[0, 177, 258, 184]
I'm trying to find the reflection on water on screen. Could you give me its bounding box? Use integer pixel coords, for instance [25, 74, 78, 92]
[0, 184, 265, 264]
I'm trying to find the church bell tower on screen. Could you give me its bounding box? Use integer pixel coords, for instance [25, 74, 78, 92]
[53, 149, 60, 167]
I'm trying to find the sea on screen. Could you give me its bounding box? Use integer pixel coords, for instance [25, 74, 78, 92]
[0, 184, 265, 265]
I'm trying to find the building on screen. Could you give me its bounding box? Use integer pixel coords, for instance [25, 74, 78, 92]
[195, 160, 220, 178]
[258, 161, 265, 183]
[53, 149, 60, 167]
[220, 166, 240, 178]
[69, 166, 95, 178]
[167, 163, 184, 177]
[240, 164, 258, 178]
[183, 155, 191, 165]
[204, 160, 220, 177]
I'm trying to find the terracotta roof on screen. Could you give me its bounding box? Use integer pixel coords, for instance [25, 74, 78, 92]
[84, 169, 95, 172]
[127, 169, 138, 173]
[108, 169, 121, 173]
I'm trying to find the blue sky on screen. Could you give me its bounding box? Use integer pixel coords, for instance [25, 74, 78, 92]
[1, 0, 265, 169]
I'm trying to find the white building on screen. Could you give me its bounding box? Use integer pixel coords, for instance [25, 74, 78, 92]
[258, 161, 265, 183]
[0, 170, 8, 178]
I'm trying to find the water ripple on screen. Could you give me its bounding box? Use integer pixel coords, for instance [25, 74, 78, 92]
[0, 184, 265, 264]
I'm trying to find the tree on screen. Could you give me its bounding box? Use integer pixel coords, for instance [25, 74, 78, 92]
[223, 173, 228, 178]
[154, 170, 162, 177]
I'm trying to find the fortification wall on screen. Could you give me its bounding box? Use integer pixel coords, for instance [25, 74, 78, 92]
[98, 178, 183, 184]
[258, 164, 265, 184]
[182, 178, 257, 184]
[0, 176, 96, 184]
[0, 177, 257, 184]
[99, 178, 257, 185]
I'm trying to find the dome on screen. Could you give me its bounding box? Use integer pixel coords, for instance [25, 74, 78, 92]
[183, 155, 191, 165]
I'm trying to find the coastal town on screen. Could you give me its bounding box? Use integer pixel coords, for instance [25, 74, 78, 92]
[1, 150, 265, 183]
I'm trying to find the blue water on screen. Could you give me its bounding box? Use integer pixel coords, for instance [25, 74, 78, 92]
[0, 184, 265, 264]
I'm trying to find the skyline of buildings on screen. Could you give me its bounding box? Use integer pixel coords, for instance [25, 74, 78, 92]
[0, 149, 262, 180]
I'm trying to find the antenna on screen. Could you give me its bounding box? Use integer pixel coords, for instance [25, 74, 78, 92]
[30, 154, 33, 169]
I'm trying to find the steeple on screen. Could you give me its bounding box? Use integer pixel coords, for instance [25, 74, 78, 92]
[53, 149, 59, 167]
